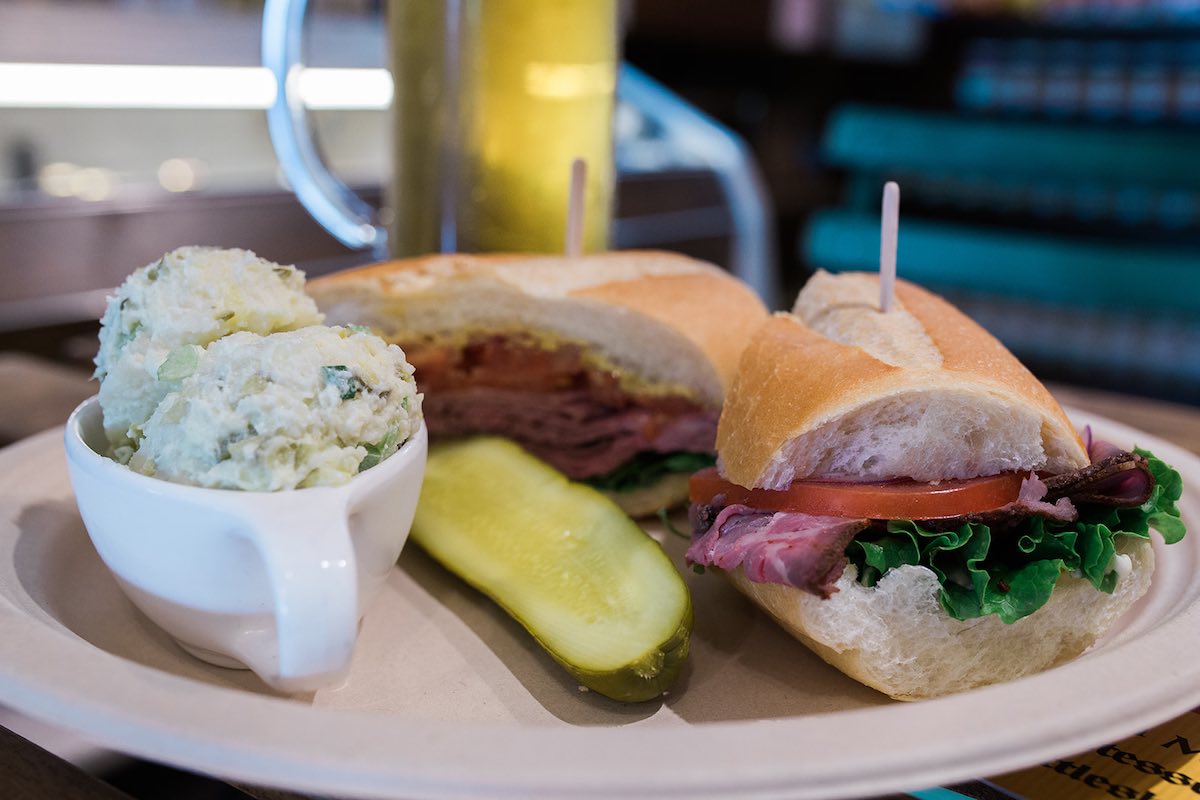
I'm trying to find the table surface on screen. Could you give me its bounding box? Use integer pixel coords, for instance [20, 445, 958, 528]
[1047, 382, 1200, 456]
[1, 353, 1197, 800]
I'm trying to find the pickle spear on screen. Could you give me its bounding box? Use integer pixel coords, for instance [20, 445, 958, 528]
[411, 437, 692, 702]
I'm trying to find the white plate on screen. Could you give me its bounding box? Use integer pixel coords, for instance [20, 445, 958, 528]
[1, 411, 1198, 800]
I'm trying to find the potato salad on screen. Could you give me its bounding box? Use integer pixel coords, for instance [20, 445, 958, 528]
[95, 247, 422, 490]
[131, 326, 420, 491]
[95, 247, 324, 453]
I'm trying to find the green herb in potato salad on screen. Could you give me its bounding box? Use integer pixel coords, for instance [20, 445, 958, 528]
[322, 365, 365, 401]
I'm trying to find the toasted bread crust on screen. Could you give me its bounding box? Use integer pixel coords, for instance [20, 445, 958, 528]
[718, 313, 901, 485]
[309, 252, 769, 406]
[309, 250, 729, 298]
[894, 280, 1081, 458]
[573, 271, 767, 396]
[718, 272, 1087, 488]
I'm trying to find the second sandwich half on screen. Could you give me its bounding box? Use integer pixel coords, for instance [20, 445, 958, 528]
[308, 251, 769, 516]
[687, 270, 1186, 700]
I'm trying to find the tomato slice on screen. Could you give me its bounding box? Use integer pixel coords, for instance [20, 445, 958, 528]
[688, 467, 1026, 520]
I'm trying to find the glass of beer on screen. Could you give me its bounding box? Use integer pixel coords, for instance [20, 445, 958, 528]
[262, 0, 617, 257]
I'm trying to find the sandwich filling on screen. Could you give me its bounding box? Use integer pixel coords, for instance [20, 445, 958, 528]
[402, 332, 717, 490]
[686, 438, 1185, 623]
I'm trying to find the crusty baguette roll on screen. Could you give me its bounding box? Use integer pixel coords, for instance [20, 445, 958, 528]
[309, 252, 768, 514]
[730, 537, 1153, 701]
[309, 251, 766, 406]
[717, 270, 1088, 489]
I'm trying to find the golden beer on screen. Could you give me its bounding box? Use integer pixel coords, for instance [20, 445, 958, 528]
[389, 0, 616, 255]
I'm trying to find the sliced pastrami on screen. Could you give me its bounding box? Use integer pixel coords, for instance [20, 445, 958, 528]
[1045, 448, 1153, 508]
[954, 473, 1078, 529]
[686, 504, 868, 598]
[423, 388, 716, 480]
[405, 332, 719, 480]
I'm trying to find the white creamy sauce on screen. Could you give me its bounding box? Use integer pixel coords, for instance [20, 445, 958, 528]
[1108, 553, 1133, 583]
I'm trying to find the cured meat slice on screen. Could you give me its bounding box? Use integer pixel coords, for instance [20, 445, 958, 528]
[1044, 450, 1154, 508]
[422, 389, 716, 479]
[404, 334, 718, 480]
[686, 504, 868, 598]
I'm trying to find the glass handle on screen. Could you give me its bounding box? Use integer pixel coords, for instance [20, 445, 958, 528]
[617, 65, 780, 309]
[262, 0, 386, 256]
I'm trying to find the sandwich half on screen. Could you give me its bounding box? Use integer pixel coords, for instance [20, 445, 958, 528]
[687, 270, 1186, 700]
[309, 251, 769, 515]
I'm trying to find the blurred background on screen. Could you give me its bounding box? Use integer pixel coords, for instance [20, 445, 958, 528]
[3, 0, 1200, 425]
[2, 0, 1200, 796]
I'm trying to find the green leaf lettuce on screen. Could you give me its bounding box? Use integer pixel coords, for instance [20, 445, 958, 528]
[846, 449, 1186, 624]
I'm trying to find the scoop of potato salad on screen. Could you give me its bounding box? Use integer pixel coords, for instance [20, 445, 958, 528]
[95, 246, 323, 455]
[95, 247, 422, 489]
[131, 326, 421, 491]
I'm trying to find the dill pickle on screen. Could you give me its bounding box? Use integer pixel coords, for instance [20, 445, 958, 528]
[411, 437, 692, 702]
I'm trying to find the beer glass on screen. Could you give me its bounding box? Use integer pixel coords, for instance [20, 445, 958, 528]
[262, 0, 616, 258]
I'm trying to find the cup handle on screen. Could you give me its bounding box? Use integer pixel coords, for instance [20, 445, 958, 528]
[262, 0, 386, 256]
[240, 497, 359, 691]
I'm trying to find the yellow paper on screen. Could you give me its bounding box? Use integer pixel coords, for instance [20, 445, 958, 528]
[993, 710, 1200, 800]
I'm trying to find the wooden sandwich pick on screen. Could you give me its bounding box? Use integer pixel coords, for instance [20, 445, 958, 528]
[879, 180, 900, 313]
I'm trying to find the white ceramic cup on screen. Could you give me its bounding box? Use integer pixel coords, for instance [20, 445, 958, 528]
[64, 395, 427, 693]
